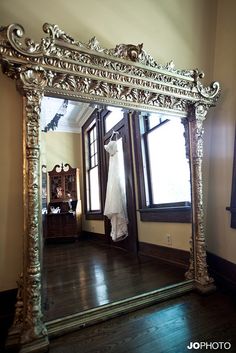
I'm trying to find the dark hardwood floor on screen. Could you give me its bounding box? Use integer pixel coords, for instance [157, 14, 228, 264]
[43, 240, 186, 321]
[48, 289, 236, 353]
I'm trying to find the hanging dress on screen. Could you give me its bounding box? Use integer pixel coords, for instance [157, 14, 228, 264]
[104, 139, 128, 242]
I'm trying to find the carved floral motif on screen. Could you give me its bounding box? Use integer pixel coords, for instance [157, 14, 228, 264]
[13, 274, 24, 327]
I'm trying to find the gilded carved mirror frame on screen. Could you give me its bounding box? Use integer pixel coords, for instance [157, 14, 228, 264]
[0, 23, 220, 353]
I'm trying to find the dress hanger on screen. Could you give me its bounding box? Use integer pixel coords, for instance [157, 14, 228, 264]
[109, 130, 119, 142]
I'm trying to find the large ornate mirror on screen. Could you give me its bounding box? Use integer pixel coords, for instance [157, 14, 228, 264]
[0, 23, 220, 353]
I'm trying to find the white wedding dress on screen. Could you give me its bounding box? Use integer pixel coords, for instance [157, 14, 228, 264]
[104, 139, 128, 242]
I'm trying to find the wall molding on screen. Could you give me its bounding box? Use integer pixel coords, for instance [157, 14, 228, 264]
[138, 241, 190, 269]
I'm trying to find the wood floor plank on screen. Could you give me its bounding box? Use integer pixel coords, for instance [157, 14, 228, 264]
[48, 290, 236, 353]
[43, 240, 186, 321]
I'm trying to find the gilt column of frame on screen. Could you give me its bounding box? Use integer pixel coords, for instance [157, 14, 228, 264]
[18, 67, 49, 351]
[188, 103, 215, 291]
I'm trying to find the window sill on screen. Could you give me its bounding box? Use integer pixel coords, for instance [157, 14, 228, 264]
[226, 206, 236, 228]
[85, 212, 104, 221]
[138, 206, 191, 223]
[226, 206, 236, 212]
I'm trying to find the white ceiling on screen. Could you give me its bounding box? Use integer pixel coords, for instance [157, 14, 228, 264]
[40, 96, 95, 133]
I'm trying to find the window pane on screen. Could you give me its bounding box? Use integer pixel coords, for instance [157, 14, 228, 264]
[94, 126, 97, 140]
[94, 140, 97, 154]
[147, 119, 191, 204]
[89, 125, 96, 143]
[105, 107, 123, 133]
[89, 166, 101, 211]
[90, 141, 95, 156]
[117, 138, 126, 198]
[94, 154, 98, 166]
[88, 129, 93, 143]
[148, 114, 167, 130]
[90, 155, 95, 168]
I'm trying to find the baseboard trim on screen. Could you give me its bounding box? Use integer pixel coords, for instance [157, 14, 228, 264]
[207, 252, 236, 293]
[0, 288, 18, 351]
[81, 231, 109, 245]
[0, 288, 17, 310]
[139, 241, 190, 269]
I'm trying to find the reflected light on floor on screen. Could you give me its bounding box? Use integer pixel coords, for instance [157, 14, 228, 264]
[93, 264, 109, 306]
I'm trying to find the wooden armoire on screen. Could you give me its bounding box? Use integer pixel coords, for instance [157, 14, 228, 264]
[45, 163, 81, 241]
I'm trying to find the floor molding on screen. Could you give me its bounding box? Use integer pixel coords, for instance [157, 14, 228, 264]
[81, 231, 109, 245]
[139, 241, 190, 269]
[0, 288, 17, 351]
[207, 251, 236, 293]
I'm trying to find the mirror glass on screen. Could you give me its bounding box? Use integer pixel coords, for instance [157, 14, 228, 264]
[143, 117, 190, 205]
[40, 96, 191, 322]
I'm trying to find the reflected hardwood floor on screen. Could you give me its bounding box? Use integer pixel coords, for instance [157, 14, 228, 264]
[43, 240, 185, 321]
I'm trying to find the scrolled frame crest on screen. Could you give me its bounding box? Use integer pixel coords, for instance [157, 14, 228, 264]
[0, 23, 220, 352]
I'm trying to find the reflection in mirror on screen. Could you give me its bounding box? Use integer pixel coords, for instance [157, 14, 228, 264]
[40, 96, 191, 322]
[136, 113, 191, 206]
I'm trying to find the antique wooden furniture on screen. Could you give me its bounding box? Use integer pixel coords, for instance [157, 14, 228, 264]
[0, 23, 220, 353]
[45, 163, 80, 240]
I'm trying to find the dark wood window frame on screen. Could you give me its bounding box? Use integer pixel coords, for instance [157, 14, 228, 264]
[132, 112, 191, 223]
[82, 108, 108, 220]
[227, 128, 236, 228]
[87, 122, 99, 213]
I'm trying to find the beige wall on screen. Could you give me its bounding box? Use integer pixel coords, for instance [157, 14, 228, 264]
[82, 217, 105, 234]
[0, 0, 217, 75]
[205, 0, 236, 264]
[137, 222, 192, 251]
[0, 0, 222, 290]
[41, 131, 81, 171]
[0, 74, 23, 291]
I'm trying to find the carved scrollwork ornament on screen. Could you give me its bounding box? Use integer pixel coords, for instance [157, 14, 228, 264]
[193, 69, 221, 101]
[188, 103, 210, 160]
[17, 65, 48, 92]
[185, 238, 195, 280]
[10, 273, 24, 329]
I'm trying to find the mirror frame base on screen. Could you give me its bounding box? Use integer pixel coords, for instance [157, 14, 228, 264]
[46, 280, 194, 339]
[19, 337, 49, 353]
[5, 333, 49, 353]
[4, 327, 21, 353]
[195, 281, 217, 294]
[5, 281, 194, 352]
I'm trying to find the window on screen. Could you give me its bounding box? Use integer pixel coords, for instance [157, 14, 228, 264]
[82, 111, 103, 219]
[133, 112, 191, 223]
[82, 106, 124, 219]
[104, 107, 123, 133]
[87, 123, 100, 211]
